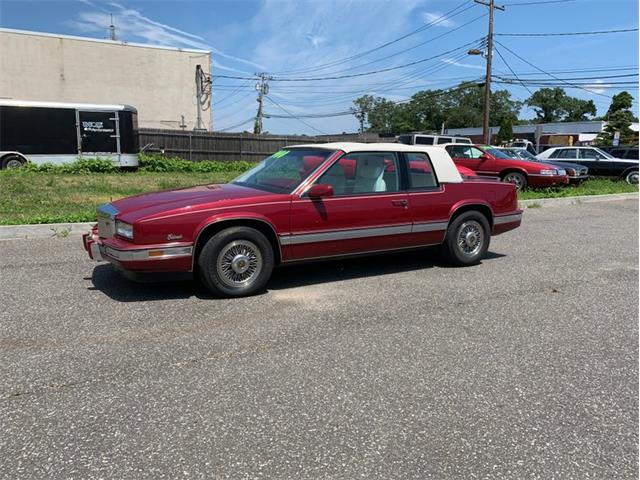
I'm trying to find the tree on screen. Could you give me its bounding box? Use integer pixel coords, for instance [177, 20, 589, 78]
[496, 116, 514, 144]
[350, 95, 375, 133]
[563, 97, 597, 122]
[526, 88, 597, 123]
[596, 91, 637, 146]
[526, 88, 567, 123]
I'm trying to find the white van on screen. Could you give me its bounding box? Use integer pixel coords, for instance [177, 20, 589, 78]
[396, 133, 472, 146]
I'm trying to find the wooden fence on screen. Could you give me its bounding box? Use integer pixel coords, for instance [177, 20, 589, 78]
[138, 129, 384, 162]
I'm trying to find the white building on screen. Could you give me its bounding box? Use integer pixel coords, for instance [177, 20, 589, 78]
[0, 28, 212, 130]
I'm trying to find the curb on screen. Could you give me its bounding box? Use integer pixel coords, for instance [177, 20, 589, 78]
[0, 193, 637, 240]
[0, 222, 95, 240]
[519, 192, 638, 209]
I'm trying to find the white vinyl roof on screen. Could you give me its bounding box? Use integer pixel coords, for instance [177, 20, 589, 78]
[289, 142, 463, 183]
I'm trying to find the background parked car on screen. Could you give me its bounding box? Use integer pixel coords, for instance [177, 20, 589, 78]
[536, 146, 639, 184]
[442, 143, 569, 191]
[397, 134, 472, 145]
[498, 147, 588, 184]
[606, 146, 639, 160]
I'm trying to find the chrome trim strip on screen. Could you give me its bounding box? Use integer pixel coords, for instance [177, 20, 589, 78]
[412, 221, 449, 233]
[494, 213, 522, 225]
[281, 224, 412, 245]
[102, 245, 193, 261]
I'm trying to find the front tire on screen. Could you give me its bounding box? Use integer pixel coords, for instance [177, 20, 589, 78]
[624, 170, 638, 184]
[501, 171, 527, 191]
[197, 227, 274, 297]
[443, 211, 491, 267]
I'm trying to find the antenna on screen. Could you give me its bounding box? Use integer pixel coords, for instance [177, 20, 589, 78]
[108, 14, 117, 41]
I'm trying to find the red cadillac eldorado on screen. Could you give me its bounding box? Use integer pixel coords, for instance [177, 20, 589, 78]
[83, 143, 523, 297]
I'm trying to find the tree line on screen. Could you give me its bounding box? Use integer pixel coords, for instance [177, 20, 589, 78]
[350, 84, 637, 146]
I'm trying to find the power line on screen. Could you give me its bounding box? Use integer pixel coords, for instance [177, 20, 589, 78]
[494, 40, 616, 99]
[495, 73, 639, 81]
[215, 117, 255, 132]
[502, 0, 576, 5]
[213, 40, 482, 82]
[494, 45, 532, 94]
[270, 0, 474, 75]
[264, 96, 328, 134]
[496, 27, 638, 36]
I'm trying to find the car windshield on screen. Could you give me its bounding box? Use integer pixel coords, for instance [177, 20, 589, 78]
[513, 149, 537, 161]
[483, 147, 513, 159]
[232, 148, 334, 194]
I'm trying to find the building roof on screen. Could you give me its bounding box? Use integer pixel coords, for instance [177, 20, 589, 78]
[0, 27, 211, 54]
[0, 99, 137, 111]
[288, 142, 463, 183]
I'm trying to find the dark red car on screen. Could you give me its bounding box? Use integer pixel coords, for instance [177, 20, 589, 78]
[442, 143, 569, 190]
[83, 143, 522, 297]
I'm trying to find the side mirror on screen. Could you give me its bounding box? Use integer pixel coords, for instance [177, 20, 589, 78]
[307, 184, 334, 199]
[480, 154, 491, 160]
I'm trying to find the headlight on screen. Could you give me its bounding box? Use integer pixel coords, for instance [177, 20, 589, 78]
[115, 220, 134, 239]
[539, 169, 558, 175]
[565, 168, 576, 176]
[557, 169, 566, 176]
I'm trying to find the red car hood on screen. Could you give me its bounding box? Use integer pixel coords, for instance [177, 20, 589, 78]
[112, 183, 280, 222]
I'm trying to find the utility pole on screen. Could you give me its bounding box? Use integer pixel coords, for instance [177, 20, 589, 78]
[474, 0, 504, 144]
[195, 64, 212, 131]
[108, 14, 117, 41]
[253, 73, 271, 134]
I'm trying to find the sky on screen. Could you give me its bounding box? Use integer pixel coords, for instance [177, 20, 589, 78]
[0, 0, 638, 134]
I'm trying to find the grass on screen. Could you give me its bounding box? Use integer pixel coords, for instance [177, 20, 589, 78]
[517, 178, 638, 200]
[0, 170, 637, 226]
[0, 170, 242, 225]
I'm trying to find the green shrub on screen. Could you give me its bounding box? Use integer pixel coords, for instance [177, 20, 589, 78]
[22, 157, 118, 174]
[138, 153, 254, 173]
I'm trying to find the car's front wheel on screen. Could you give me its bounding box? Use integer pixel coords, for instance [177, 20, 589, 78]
[624, 170, 638, 184]
[501, 171, 527, 191]
[443, 211, 491, 267]
[197, 226, 274, 297]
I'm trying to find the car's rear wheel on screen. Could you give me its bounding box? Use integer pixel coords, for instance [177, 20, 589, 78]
[501, 171, 527, 191]
[624, 170, 638, 184]
[443, 211, 491, 267]
[197, 226, 274, 297]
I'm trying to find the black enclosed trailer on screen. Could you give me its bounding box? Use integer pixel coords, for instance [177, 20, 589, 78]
[0, 99, 138, 169]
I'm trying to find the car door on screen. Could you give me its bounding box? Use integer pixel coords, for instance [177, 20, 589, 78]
[577, 148, 605, 175]
[446, 145, 492, 173]
[403, 152, 449, 245]
[288, 151, 413, 260]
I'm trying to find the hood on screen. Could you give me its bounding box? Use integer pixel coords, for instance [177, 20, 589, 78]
[112, 183, 279, 222]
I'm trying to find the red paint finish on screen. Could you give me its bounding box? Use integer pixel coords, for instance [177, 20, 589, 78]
[446, 144, 569, 188]
[83, 149, 523, 274]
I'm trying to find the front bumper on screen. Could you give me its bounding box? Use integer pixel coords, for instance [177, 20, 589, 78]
[568, 174, 589, 184]
[528, 174, 570, 188]
[83, 227, 193, 272]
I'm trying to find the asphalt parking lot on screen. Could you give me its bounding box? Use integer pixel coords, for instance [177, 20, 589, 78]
[1, 199, 638, 479]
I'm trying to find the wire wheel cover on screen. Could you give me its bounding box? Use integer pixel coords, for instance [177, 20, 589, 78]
[457, 221, 484, 256]
[216, 240, 263, 288]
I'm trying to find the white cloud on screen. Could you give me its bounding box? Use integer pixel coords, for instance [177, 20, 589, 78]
[423, 11, 456, 28]
[583, 80, 611, 94]
[441, 58, 484, 70]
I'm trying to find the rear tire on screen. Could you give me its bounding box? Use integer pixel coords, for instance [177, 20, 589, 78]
[1, 155, 26, 169]
[624, 170, 638, 184]
[501, 171, 527, 191]
[197, 226, 274, 297]
[443, 211, 491, 267]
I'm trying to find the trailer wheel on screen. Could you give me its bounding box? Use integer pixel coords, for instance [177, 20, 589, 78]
[1, 155, 26, 169]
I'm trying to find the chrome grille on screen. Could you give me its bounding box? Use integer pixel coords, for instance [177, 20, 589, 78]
[97, 203, 118, 238]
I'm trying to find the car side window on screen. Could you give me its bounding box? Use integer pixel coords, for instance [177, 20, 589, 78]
[579, 149, 599, 160]
[415, 136, 434, 145]
[437, 137, 452, 144]
[405, 153, 438, 189]
[556, 149, 577, 159]
[317, 152, 400, 196]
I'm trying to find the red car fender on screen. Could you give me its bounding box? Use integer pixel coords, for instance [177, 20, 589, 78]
[498, 166, 528, 178]
[447, 198, 494, 226]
